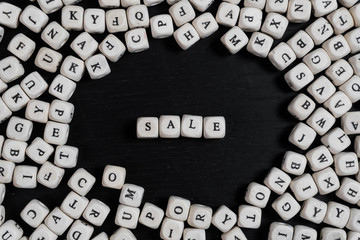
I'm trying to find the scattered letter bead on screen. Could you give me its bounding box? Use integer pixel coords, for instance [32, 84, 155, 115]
[137, 117, 159, 139]
[139, 202, 165, 229]
[244, 182, 271, 208]
[261, 13, 289, 39]
[290, 173, 318, 201]
[166, 196, 191, 221]
[25, 100, 50, 124]
[34, 47, 63, 73]
[311, 0, 337, 17]
[246, 32, 274, 58]
[284, 63, 314, 91]
[6, 116, 33, 142]
[265, 0, 288, 13]
[293, 225, 317, 240]
[99, 0, 120, 7]
[334, 152, 359, 176]
[221, 226, 247, 240]
[127, 5, 150, 29]
[99, 34, 126, 63]
[115, 204, 140, 229]
[0, 220, 23, 240]
[306, 145, 334, 171]
[341, 111, 360, 135]
[21, 199, 50, 228]
[44, 207, 74, 236]
[61, 5, 84, 31]
[339, 75, 360, 103]
[312, 167, 340, 195]
[160, 217, 184, 240]
[215, 2, 240, 27]
[327, 7, 354, 35]
[221, 26, 248, 54]
[287, 93, 315, 120]
[188, 0, 213, 12]
[350, 4, 360, 27]
[192, 13, 218, 39]
[346, 208, 360, 232]
[300, 197, 327, 223]
[110, 228, 136, 240]
[43, 121, 70, 145]
[150, 14, 174, 39]
[37, 0, 64, 14]
[41, 21, 70, 50]
[67, 168, 96, 196]
[13, 165, 38, 189]
[322, 35, 351, 61]
[268, 42, 296, 71]
[238, 7, 262, 32]
[211, 205, 237, 233]
[287, 0, 312, 23]
[102, 165, 126, 189]
[306, 107, 336, 136]
[0, 160, 15, 183]
[67, 220, 94, 240]
[321, 127, 351, 154]
[305, 17, 334, 45]
[268, 222, 294, 240]
[2, 139, 27, 163]
[302, 48, 331, 75]
[71, 32, 99, 60]
[19, 5, 49, 33]
[286, 30, 314, 58]
[264, 167, 291, 195]
[345, 28, 360, 54]
[0, 3, 22, 29]
[170, 0, 196, 28]
[26, 137, 54, 164]
[336, 177, 360, 204]
[306, 76, 336, 103]
[2, 84, 30, 112]
[125, 28, 150, 53]
[30, 224, 57, 240]
[20, 71, 48, 99]
[323, 201, 350, 228]
[60, 191, 89, 219]
[174, 23, 200, 50]
[85, 54, 111, 80]
[60, 56, 85, 82]
[49, 74, 77, 101]
[237, 205, 261, 229]
[119, 183, 144, 207]
[7, 33, 36, 62]
[0, 56, 25, 83]
[83, 199, 111, 227]
[281, 151, 307, 176]
[187, 204, 212, 229]
[84, 9, 106, 34]
[288, 122, 316, 150]
[37, 161, 65, 189]
[272, 193, 301, 220]
[106, 9, 128, 33]
[49, 100, 75, 124]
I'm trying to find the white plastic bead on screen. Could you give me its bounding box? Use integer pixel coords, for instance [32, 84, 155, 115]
[265, 0, 288, 13]
[37, 0, 64, 14]
[49, 100, 74, 124]
[306, 107, 336, 136]
[183, 228, 205, 240]
[344, 28, 360, 54]
[2, 85, 29, 112]
[244, 182, 271, 208]
[334, 152, 359, 176]
[286, 30, 314, 59]
[6, 116, 32, 142]
[287, 0, 312, 23]
[19, 5, 49, 33]
[302, 48, 331, 75]
[324, 91, 352, 118]
[67, 220, 94, 240]
[350, 4, 360, 27]
[189, 0, 214, 12]
[311, 0, 337, 17]
[137, 117, 159, 139]
[61, 5, 84, 31]
[246, 32, 274, 58]
[29, 224, 57, 240]
[2, 139, 27, 163]
[221, 26, 248, 54]
[41, 21, 70, 50]
[67, 168, 96, 196]
[110, 228, 136, 240]
[174, 23, 200, 50]
[237, 205, 261, 229]
[70, 32, 99, 60]
[300, 197, 327, 224]
[244, 0, 266, 9]
[268, 42, 296, 71]
[49, 74, 76, 102]
[215, 2, 240, 27]
[264, 167, 291, 195]
[221, 226, 247, 240]
[288, 122, 316, 150]
[44, 207, 74, 235]
[290, 173, 318, 201]
[272, 193, 301, 220]
[13, 165, 38, 189]
[121, 0, 140, 7]
[169, 0, 196, 27]
[127, 4, 149, 29]
[160, 217, 184, 240]
[82, 199, 111, 227]
[119, 183, 144, 207]
[312, 167, 340, 194]
[85, 54, 111, 80]
[211, 205, 237, 233]
[268, 222, 294, 240]
[336, 177, 360, 204]
[308, 75, 337, 104]
[281, 151, 307, 176]
[203, 116, 226, 139]
[320, 227, 346, 240]
[84, 8, 106, 34]
[293, 225, 317, 240]
[7, 33, 36, 62]
[187, 204, 212, 229]
[166, 196, 191, 221]
[0, 220, 23, 240]
[306, 145, 334, 172]
[238, 7, 262, 32]
[322, 35, 351, 61]
[37, 161, 65, 189]
[26, 137, 54, 165]
[287, 93, 315, 120]
[25, 100, 50, 124]
[0, 56, 25, 83]
[325, 59, 354, 86]
[20, 71, 48, 99]
[192, 13, 218, 39]
[342, 111, 360, 135]
[349, 54, 360, 76]
[99, 0, 120, 8]
[323, 201, 350, 228]
[60, 55, 85, 82]
[327, 7, 354, 35]
[284, 63, 314, 91]
[102, 165, 126, 189]
[139, 202, 165, 229]
[180, 114, 203, 138]
[106, 9, 128, 33]
[261, 13, 289, 40]
[99, 34, 126, 63]
[305, 17, 334, 45]
[115, 204, 140, 229]
[0, 160, 15, 184]
[34, 47, 63, 73]
[92, 232, 109, 240]
[21, 199, 50, 228]
[150, 14, 174, 39]
[159, 115, 181, 138]
[0, 2, 22, 29]
[346, 208, 360, 232]
[60, 191, 89, 219]
[124, 28, 150, 53]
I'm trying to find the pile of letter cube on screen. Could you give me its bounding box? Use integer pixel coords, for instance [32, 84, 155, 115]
[0, 0, 358, 239]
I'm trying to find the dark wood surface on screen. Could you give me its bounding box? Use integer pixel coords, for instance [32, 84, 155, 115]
[0, 1, 350, 239]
